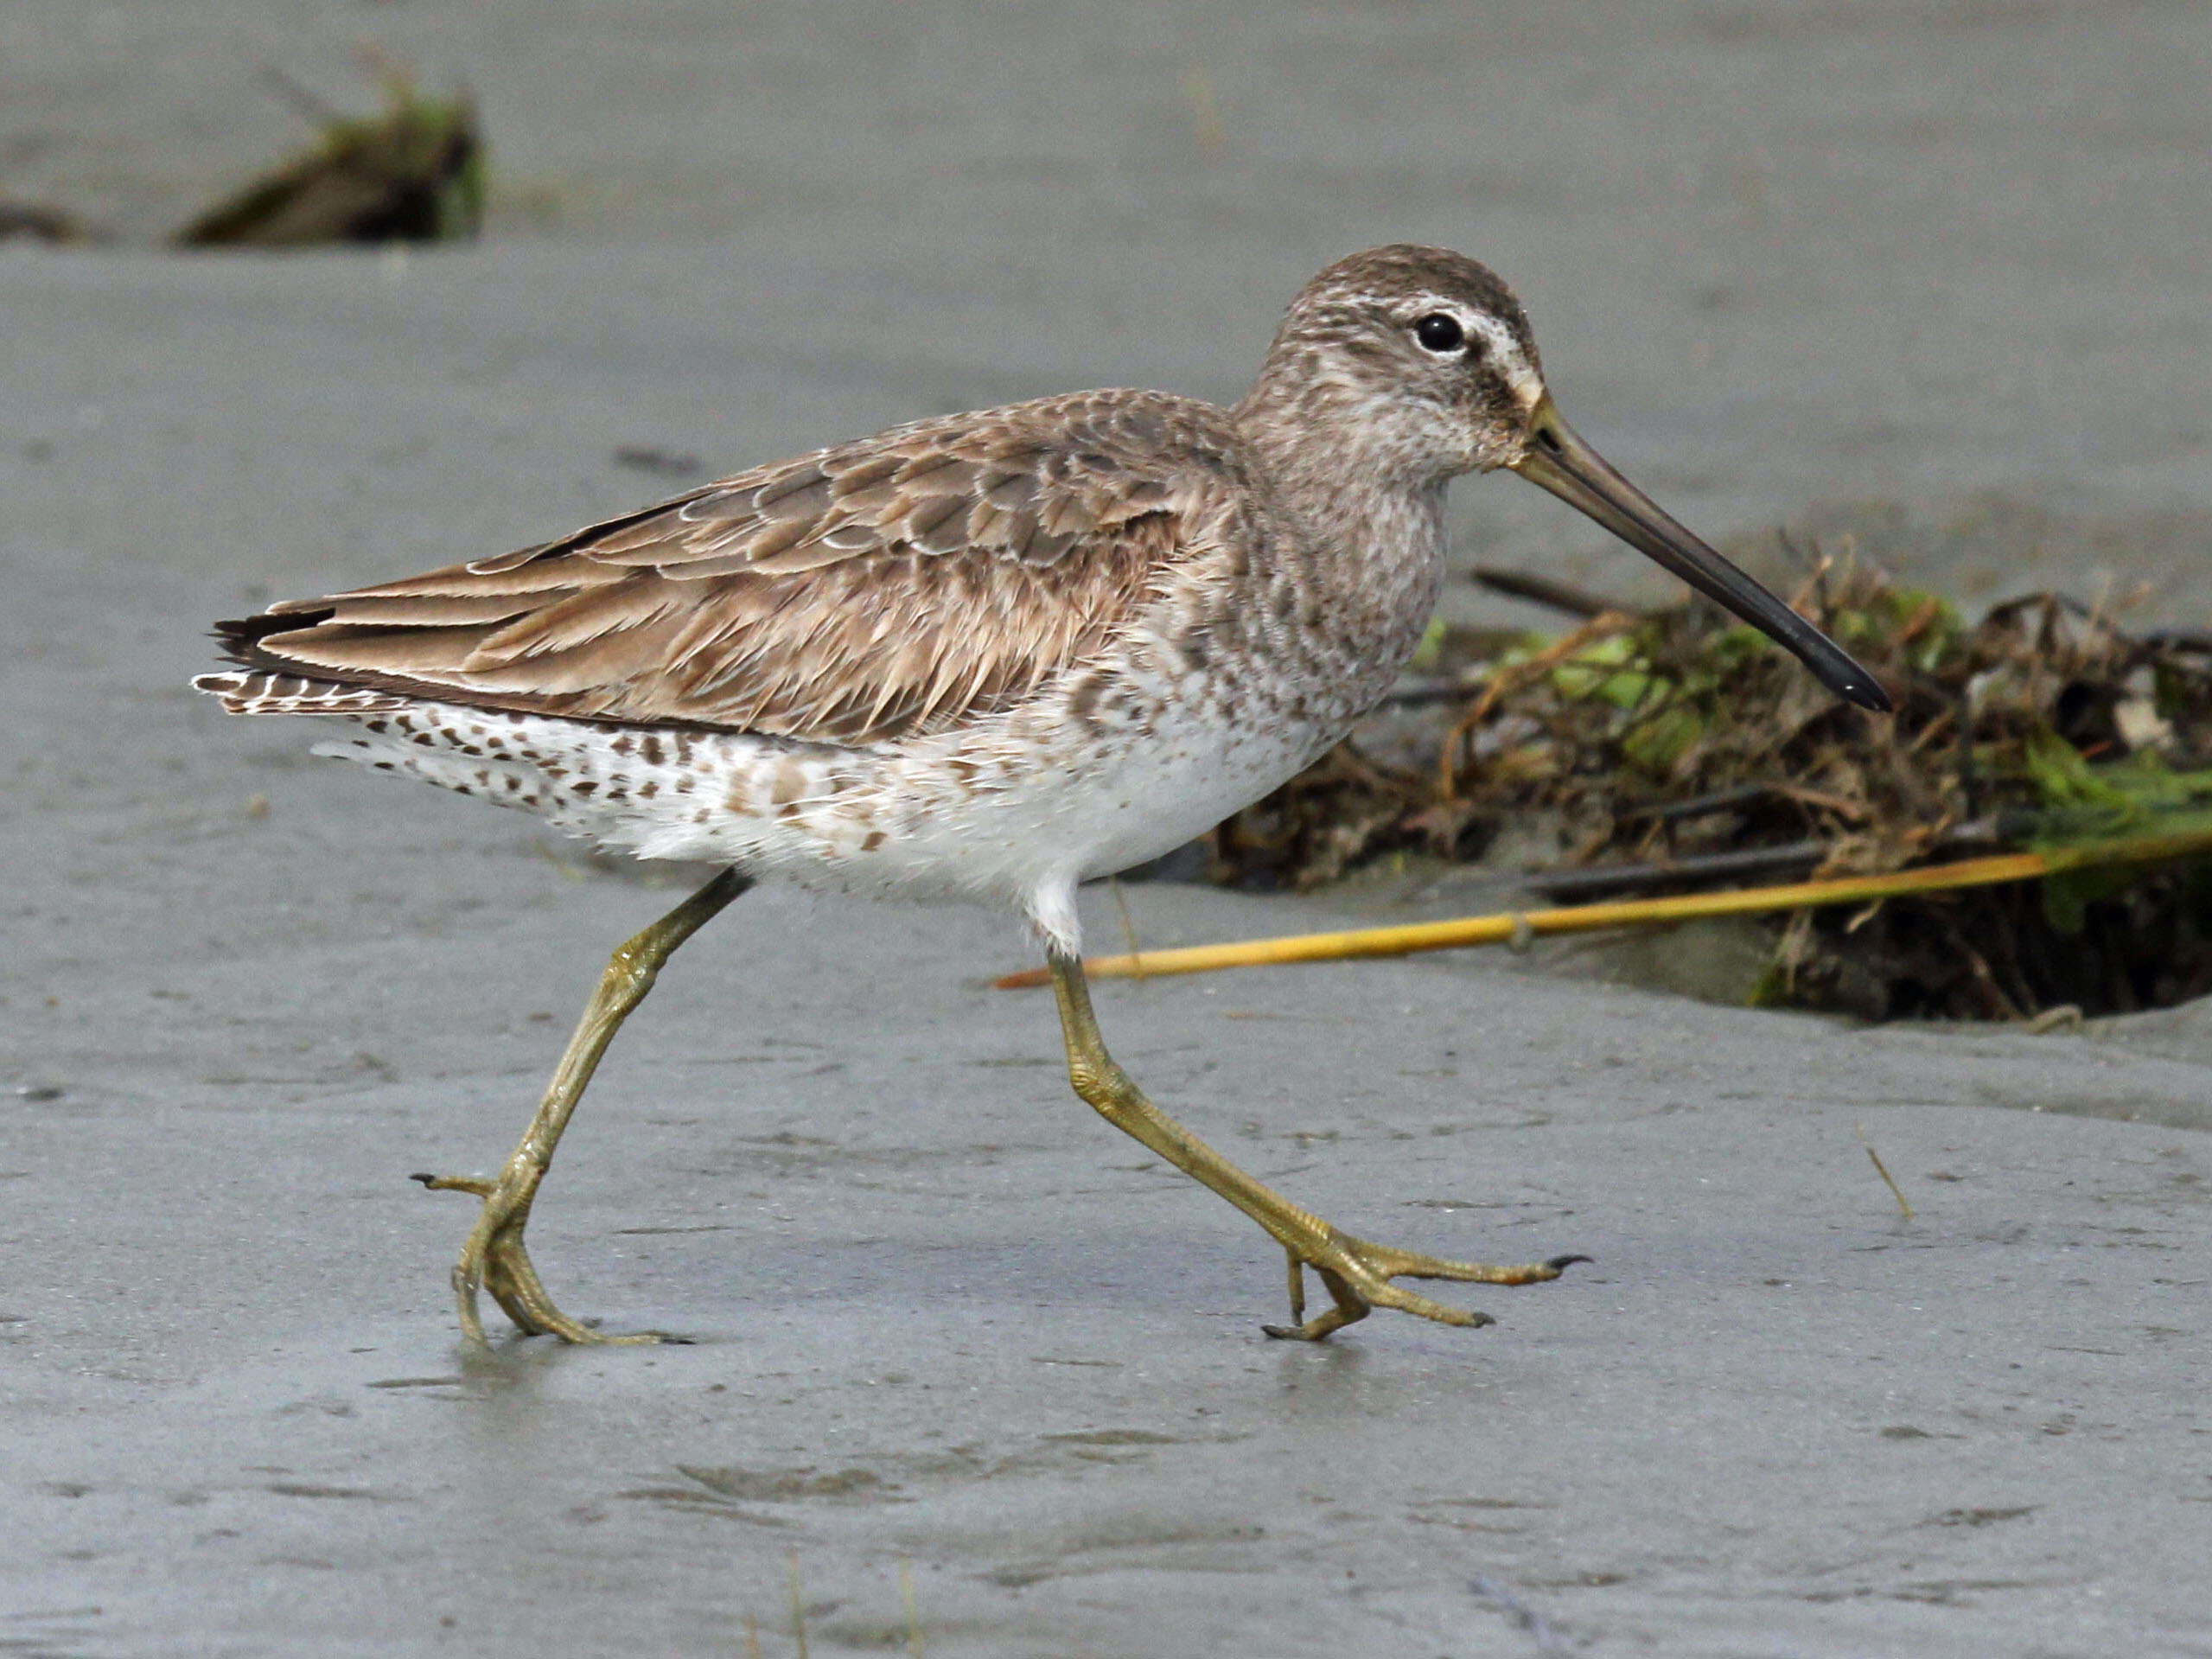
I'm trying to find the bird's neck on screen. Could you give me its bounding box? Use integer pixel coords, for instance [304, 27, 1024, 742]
[1230, 358, 1456, 563]
[1229, 377, 1452, 705]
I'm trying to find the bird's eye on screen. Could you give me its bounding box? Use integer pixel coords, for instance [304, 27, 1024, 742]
[1413, 313, 1466, 354]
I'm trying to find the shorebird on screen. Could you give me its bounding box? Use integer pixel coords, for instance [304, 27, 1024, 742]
[198, 245, 1890, 1347]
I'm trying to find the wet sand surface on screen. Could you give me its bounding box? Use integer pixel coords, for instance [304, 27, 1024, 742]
[5, 4, 2210, 1653]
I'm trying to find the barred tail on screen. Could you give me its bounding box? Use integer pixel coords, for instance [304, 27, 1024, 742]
[191, 670, 411, 718]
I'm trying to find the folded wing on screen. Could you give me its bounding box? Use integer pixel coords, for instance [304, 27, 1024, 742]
[216, 392, 1235, 744]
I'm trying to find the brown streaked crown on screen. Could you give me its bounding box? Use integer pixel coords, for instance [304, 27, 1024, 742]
[1287, 245, 1533, 347]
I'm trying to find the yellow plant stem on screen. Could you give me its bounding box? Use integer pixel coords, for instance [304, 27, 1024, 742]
[992, 826, 2212, 990]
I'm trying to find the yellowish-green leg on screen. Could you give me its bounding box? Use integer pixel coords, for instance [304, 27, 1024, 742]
[1047, 949, 1586, 1341]
[414, 869, 753, 1346]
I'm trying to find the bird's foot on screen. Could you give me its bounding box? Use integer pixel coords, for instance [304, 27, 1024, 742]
[1263, 1235, 1590, 1343]
[411, 1166, 674, 1347]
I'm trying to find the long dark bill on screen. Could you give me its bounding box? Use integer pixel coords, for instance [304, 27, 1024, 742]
[1509, 399, 1893, 712]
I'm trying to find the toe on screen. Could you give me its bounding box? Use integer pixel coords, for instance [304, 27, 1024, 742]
[1354, 1238, 1590, 1286]
[1365, 1280, 1495, 1329]
[414, 1171, 496, 1197]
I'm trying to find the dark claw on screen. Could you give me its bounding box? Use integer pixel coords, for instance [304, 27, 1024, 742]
[1546, 1254, 1594, 1272]
[409, 1172, 437, 1187]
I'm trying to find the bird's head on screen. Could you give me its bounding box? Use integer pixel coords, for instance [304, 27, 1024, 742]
[1253, 245, 1892, 712]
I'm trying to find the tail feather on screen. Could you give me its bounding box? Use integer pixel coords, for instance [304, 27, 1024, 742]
[192, 669, 411, 718]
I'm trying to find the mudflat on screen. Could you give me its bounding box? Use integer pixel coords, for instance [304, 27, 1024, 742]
[4, 4, 2209, 1653]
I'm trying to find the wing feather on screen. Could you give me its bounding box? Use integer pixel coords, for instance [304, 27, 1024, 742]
[212, 390, 1245, 744]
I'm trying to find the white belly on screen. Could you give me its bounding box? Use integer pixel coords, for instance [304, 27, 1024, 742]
[311, 689, 1339, 954]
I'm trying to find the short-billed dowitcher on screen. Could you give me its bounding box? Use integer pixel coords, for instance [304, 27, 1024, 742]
[199, 245, 1890, 1346]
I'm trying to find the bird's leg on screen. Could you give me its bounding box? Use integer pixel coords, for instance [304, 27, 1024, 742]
[1046, 949, 1585, 1341]
[414, 869, 753, 1346]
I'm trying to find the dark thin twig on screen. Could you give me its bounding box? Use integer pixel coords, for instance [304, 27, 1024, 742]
[2139, 629, 2212, 655]
[1378, 678, 1493, 710]
[1470, 565, 1639, 620]
[1955, 688, 1979, 822]
[1620, 782, 1778, 822]
[1622, 780, 1868, 824]
[1527, 839, 1831, 901]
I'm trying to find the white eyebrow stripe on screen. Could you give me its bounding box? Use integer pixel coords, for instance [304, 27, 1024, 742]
[1460, 309, 1545, 405]
[1403, 294, 1546, 403]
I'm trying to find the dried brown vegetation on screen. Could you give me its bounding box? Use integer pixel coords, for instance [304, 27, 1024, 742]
[175, 69, 483, 248]
[1208, 552, 2212, 1020]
